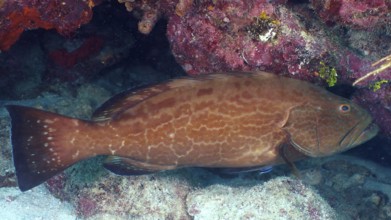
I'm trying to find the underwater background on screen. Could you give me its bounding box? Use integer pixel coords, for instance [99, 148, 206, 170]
[0, 1, 390, 219]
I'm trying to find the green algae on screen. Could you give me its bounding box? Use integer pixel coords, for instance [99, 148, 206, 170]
[318, 61, 338, 87]
[369, 80, 389, 92]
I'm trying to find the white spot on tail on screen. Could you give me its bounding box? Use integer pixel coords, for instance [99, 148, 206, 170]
[72, 150, 80, 159]
[44, 119, 54, 124]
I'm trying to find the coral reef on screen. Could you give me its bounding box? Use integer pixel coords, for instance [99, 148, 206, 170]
[299, 156, 391, 219]
[352, 85, 391, 137]
[0, 1, 389, 134]
[310, 0, 390, 29]
[2, 62, 391, 219]
[117, 0, 390, 82]
[67, 171, 191, 219]
[0, 0, 102, 51]
[117, 0, 194, 35]
[0, 2, 135, 86]
[164, 0, 391, 86]
[117, 0, 391, 137]
[1, 1, 391, 219]
[25, 150, 391, 219]
[317, 61, 338, 87]
[187, 177, 337, 219]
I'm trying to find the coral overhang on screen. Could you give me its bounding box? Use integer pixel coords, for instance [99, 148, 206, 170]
[0, 0, 101, 51]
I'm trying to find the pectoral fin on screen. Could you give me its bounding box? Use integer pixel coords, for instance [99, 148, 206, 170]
[279, 144, 301, 178]
[103, 156, 176, 175]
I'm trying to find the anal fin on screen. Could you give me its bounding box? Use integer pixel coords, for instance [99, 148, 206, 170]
[103, 156, 176, 175]
[209, 165, 273, 175]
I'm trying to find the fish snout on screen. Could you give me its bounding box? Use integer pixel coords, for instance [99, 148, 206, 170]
[351, 122, 379, 147]
[341, 113, 379, 150]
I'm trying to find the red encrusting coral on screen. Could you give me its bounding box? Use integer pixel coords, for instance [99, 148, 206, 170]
[49, 36, 105, 69]
[0, 0, 102, 51]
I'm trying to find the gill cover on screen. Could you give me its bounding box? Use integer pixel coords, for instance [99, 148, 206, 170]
[282, 105, 322, 157]
[282, 101, 376, 158]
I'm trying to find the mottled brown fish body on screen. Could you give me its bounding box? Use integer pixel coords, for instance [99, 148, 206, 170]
[75, 73, 298, 167]
[7, 72, 378, 191]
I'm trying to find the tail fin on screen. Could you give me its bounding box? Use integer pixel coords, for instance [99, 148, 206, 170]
[6, 105, 87, 191]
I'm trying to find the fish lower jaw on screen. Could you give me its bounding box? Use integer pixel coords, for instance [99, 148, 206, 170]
[352, 122, 379, 147]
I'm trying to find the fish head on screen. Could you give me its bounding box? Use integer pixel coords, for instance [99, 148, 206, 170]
[283, 94, 379, 157]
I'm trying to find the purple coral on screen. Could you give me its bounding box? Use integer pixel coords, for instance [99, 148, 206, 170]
[310, 0, 390, 29]
[45, 173, 67, 199]
[164, 1, 384, 83]
[76, 196, 98, 218]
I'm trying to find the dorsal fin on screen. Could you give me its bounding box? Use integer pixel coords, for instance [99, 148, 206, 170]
[91, 77, 210, 121]
[91, 75, 213, 121]
[92, 71, 276, 121]
[92, 84, 168, 121]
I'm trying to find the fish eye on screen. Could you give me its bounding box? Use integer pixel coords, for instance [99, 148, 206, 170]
[339, 104, 350, 113]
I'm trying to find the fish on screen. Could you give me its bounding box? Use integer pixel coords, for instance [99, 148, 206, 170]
[6, 71, 379, 191]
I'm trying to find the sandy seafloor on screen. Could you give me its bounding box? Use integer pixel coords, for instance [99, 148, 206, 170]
[1, 6, 391, 220]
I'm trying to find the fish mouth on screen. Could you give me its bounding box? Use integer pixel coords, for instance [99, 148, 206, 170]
[340, 116, 379, 149]
[351, 122, 379, 146]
